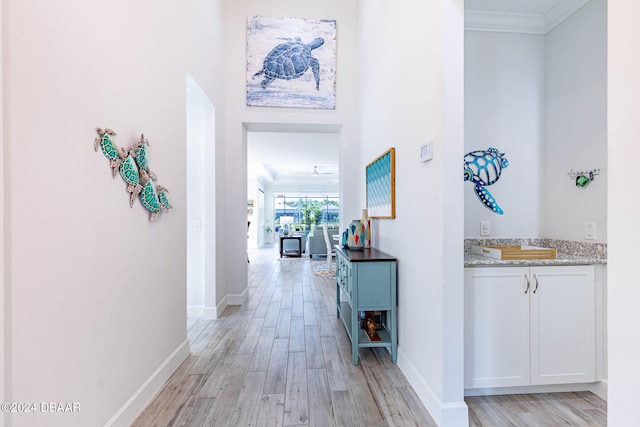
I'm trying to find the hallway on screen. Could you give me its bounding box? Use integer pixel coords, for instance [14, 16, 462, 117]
[133, 245, 607, 426]
[133, 245, 436, 426]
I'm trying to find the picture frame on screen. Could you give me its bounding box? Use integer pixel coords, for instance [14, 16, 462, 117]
[366, 148, 396, 219]
[246, 16, 337, 110]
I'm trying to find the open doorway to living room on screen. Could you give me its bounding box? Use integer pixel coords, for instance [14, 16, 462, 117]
[247, 126, 341, 261]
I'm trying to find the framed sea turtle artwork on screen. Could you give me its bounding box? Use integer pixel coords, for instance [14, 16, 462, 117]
[366, 148, 396, 219]
[246, 16, 337, 109]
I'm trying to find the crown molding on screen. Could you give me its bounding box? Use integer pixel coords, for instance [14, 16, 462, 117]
[465, 0, 590, 35]
[465, 10, 546, 35]
[544, 0, 590, 33]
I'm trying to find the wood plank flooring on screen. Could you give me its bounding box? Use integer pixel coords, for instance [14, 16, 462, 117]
[133, 244, 607, 426]
[466, 392, 607, 426]
[133, 245, 436, 427]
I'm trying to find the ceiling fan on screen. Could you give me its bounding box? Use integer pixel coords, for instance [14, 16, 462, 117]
[312, 165, 333, 176]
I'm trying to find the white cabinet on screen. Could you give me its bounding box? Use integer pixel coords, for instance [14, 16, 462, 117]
[464, 265, 596, 390]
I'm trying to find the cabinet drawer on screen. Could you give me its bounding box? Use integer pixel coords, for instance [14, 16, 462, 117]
[355, 262, 393, 308]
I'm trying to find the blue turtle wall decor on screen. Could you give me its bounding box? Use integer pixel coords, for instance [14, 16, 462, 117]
[253, 37, 325, 90]
[464, 147, 509, 215]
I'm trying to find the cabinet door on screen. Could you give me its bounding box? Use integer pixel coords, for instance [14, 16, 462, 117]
[355, 261, 393, 309]
[530, 266, 595, 385]
[464, 267, 530, 389]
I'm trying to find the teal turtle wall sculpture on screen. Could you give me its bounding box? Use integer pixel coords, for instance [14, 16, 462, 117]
[464, 147, 509, 215]
[94, 128, 172, 221]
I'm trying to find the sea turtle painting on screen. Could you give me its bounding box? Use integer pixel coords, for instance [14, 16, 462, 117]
[464, 148, 509, 215]
[253, 37, 324, 90]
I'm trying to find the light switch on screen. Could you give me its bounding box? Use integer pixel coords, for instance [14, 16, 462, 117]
[421, 142, 433, 162]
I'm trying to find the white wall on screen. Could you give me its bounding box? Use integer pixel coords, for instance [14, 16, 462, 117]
[2, 0, 225, 425]
[224, 0, 360, 304]
[464, 31, 545, 238]
[359, 0, 466, 425]
[608, 2, 640, 424]
[543, 0, 607, 242]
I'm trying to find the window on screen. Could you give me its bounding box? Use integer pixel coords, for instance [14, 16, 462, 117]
[274, 194, 339, 231]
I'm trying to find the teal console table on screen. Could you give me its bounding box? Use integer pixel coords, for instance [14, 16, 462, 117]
[335, 245, 397, 365]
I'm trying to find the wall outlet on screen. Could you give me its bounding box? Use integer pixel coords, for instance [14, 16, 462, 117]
[585, 222, 596, 240]
[480, 220, 490, 236]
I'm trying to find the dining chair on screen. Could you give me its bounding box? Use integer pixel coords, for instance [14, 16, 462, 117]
[322, 224, 333, 271]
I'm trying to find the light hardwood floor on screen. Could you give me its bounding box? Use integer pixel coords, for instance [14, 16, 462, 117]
[133, 244, 607, 426]
[466, 392, 607, 426]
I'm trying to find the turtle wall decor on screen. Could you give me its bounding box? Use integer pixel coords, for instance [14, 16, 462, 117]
[94, 128, 173, 222]
[253, 37, 325, 90]
[464, 147, 509, 215]
[246, 16, 337, 110]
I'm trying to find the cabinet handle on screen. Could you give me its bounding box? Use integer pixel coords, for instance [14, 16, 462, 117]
[524, 274, 530, 294]
[533, 274, 539, 294]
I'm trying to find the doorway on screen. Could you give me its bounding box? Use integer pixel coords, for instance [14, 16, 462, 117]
[186, 74, 217, 319]
[246, 125, 342, 253]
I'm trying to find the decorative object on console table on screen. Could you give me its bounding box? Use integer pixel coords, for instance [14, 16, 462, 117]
[366, 148, 396, 218]
[361, 209, 371, 249]
[280, 216, 293, 236]
[347, 219, 364, 250]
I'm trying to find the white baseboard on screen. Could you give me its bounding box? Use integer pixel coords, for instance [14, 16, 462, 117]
[188, 297, 227, 319]
[590, 378, 608, 401]
[398, 348, 469, 426]
[187, 305, 204, 318]
[104, 339, 190, 427]
[211, 296, 228, 318]
[227, 287, 248, 305]
[465, 382, 591, 397]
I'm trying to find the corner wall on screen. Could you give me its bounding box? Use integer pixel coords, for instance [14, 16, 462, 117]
[3, 0, 225, 425]
[608, 1, 640, 424]
[359, 0, 467, 425]
[543, 0, 607, 242]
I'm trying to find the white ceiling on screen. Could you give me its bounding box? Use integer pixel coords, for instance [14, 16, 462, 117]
[248, 131, 340, 185]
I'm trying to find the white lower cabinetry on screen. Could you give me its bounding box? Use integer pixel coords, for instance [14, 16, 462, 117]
[464, 265, 597, 391]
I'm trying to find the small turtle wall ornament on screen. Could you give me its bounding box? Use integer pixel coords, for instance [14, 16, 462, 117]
[133, 134, 157, 182]
[140, 178, 162, 222]
[464, 147, 509, 215]
[118, 149, 143, 208]
[94, 128, 122, 177]
[156, 185, 172, 213]
[253, 37, 325, 90]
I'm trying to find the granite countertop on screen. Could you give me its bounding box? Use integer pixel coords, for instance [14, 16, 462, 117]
[463, 238, 607, 267]
[464, 252, 607, 267]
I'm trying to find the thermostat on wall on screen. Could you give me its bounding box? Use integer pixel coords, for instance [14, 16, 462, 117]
[421, 142, 433, 162]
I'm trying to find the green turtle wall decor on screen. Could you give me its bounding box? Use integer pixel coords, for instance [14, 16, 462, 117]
[94, 128, 172, 221]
